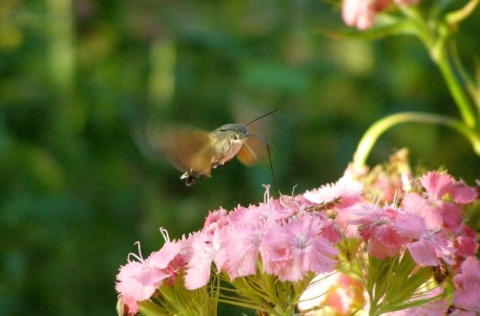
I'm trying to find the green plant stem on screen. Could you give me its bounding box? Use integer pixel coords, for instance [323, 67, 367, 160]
[399, 4, 478, 128]
[446, 0, 480, 25]
[434, 45, 478, 129]
[352, 112, 480, 170]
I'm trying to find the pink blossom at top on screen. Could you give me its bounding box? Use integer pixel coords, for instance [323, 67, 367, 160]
[395, 213, 456, 266]
[453, 256, 480, 314]
[402, 171, 476, 230]
[342, 0, 421, 30]
[342, 0, 389, 30]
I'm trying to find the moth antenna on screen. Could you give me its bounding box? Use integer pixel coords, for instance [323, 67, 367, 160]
[243, 108, 279, 128]
[266, 142, 280, 198]
[249, 132, 280, 197]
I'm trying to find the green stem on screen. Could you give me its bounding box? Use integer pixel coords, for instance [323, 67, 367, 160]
[446, 0, 480, 25]
[433, 44, 478, 129]
[352, 112, 480, 170]
[399, 3, 478, 128]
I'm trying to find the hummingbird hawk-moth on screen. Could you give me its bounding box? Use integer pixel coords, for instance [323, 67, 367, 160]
[154, 109, 278, 186]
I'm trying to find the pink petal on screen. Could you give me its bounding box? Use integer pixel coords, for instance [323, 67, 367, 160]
[395, 213, 426, 239]
[439, 202, 463, 230]
[375, 225, 410, 247]
[453, 257, 480, 313]
[407, 240, 440, 266]
[420, 171, 454, 200]
[184, 233, 216, 290]
[455, 226, 479, 258]
[223, 222, 263, 279]
[402, 193, 428, 218]
[460, 256, 480, 288]
[149, 241, 183, 269]
[452, 181, 476, 203]
[403, 194, 443, 229]
[116, 261, 158, 301]
[369, 238, 402, 259]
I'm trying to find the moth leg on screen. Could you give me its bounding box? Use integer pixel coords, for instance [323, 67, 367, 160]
[185, 175, 196, 186]
[211, 158, 231, 170]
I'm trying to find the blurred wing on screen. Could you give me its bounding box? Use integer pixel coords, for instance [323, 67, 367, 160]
[151, 126, 214, 177]
[236, 135, 268, 166]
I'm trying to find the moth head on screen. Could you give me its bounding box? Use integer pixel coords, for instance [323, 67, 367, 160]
[217, 124, 249, 143]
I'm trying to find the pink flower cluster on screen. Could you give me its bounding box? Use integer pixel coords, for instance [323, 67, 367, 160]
[342, 0, 420, 30]
[349, 171, 477, 265]
[116, 170, 479, 314]
[116, 186, 346, 313]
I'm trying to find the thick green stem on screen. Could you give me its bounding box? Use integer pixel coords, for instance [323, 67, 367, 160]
[352, 112, 480, 170]
[400, 3, 479, 128]
[434, 47, 478, 129]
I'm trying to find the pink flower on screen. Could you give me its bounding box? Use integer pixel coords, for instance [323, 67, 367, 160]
[134, 241, 183, 285]
[184, 228, 225, 290]
[115, 247, 169, 302]
[303, 176, 363, 205]
[183, 208, 231, 289]
[395, 214, 456, 266]
[453, 256, 480, 314]
[228, 186, 296, 225]
[341, 0, 422, 30]
[115, 233, 189, 311]
[116, 260, 158, 304]
[402, 171, 476, 230]
[351, 206, 411, 259]
[222, 220, 265, 279]
[304, 176, 364, 238]
[260, 214, 339, 282]
[342, 0, 389, 30]
[202, 207, 228, 236]
[453, 224, 479, 260]
[117, 294, 139, 316]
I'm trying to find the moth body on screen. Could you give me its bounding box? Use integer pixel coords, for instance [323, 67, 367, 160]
[154, 109, 278, 186]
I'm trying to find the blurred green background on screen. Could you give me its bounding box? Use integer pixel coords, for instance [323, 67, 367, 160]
[1, 0, 479, 315]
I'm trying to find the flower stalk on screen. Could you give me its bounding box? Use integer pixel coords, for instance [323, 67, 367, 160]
[352, 112, 480, 170]
[348, 0, 480, 168]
